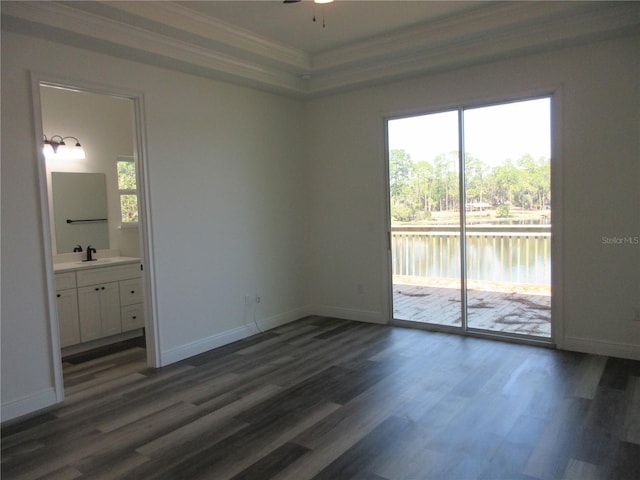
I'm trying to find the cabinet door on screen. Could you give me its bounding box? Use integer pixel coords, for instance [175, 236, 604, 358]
[100, 282, 122, 337]
[56, 289, 80, 347]
[77, 286, 102, 342]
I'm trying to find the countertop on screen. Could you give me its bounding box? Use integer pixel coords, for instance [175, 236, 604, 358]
[53, 256, 141, 273]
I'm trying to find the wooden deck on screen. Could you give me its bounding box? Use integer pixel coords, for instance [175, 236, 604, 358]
[393, 282, 551, 337]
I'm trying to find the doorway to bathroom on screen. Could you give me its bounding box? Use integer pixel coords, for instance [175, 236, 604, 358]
[34, 78, 158, 401]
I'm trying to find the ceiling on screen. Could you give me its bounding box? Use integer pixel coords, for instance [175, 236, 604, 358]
[2, 1, 640, 97]
[179, 1, 481, 54]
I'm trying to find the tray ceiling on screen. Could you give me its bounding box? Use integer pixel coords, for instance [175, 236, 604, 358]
[2, 1, 639, 97]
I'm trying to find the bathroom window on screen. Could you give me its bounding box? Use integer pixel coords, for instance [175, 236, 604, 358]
[117, 155, 138, 225]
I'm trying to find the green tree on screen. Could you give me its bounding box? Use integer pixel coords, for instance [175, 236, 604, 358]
[389, 149, 415, 222]
[412, 160, 434, 214]
[433, 151, 459, 211]
[488, 159, 521, 206]
[389, 146, 549, 224]
[389, 149, 413, 197]
[465, 154, 487, 207]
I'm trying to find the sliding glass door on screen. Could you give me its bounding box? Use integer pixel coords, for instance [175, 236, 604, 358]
[388, 110, 463, 328]
[388, 97, 551, 340]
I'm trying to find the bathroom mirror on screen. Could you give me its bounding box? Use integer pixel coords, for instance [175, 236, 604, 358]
[51, 172, 109, 253]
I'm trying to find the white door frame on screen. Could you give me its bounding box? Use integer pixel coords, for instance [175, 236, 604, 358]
[30, 72, 160, 403]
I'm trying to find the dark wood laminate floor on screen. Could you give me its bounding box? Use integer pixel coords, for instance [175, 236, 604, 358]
[2, 316, 639, 480]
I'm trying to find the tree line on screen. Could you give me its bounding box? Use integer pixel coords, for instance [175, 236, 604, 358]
[390, 149, 550, 222]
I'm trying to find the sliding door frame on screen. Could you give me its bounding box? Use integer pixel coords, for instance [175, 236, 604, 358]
[384, 88, 563, 348]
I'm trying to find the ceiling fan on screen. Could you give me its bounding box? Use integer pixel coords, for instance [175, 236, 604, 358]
[283, 0, 334, 4]
[284, 0, 334, 27]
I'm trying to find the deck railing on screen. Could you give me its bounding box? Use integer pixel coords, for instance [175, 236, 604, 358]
[392, 225, 551, 286]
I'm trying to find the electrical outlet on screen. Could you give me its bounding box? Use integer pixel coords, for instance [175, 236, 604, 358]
[256, 295, 261, 304]
[244, 294, 252, 306]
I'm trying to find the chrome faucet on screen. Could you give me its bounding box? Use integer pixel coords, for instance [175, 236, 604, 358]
[85, 245, 97, 262]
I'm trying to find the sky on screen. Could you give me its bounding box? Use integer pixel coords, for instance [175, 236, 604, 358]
[387, 97, 551, 166]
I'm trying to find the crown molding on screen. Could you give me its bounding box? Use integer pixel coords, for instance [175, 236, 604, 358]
[311, 2, 579, 72]
[101, 1, 311, 72]
[1, 1, 307, 95]
[309, 1, 640, 95]
[2, 1, 639, 98]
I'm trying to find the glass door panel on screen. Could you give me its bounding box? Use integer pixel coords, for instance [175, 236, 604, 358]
[388, 111, 463, 328]
[463, 98, 551, 337]
[388, 97, 552, 341]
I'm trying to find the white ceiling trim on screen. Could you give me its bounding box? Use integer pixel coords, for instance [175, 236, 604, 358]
[103, 1, 312, 72]
[2, 1, 306, 94]
[308, 3, 640, 95]
[312, 2, 639, 73]
[2, 1, 639, 98]
[311, 2, 579, 72]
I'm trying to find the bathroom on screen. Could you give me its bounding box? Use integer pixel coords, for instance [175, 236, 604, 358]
[41, 84, 147, 365]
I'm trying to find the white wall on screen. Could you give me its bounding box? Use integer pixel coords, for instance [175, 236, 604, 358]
[2, 27, 638, 422]
[1, 31, 308, 421]
[305, 35, 640, 359]
[41, 86, 139, 257]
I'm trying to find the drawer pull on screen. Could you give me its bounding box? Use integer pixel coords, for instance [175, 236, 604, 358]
[131, 290, 135, 294]
[57, 294, 61, 298]
[132, 316, 137, 320]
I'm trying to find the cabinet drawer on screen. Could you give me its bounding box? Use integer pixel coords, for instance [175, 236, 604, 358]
[121, 304, 145, 331]
[120, 278, 142, 306]
[76, 263, 140, 287]
[55, 272, 77, 291]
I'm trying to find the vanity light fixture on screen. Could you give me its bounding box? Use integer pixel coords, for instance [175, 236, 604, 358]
[43, 134, 86, 160]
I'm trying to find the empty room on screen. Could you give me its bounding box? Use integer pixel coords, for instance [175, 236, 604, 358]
[2, 1, 639, 479]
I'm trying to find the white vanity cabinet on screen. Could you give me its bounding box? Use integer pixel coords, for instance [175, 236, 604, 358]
[55, 272, 81, 348]
[77, 282, 121, 341]
[54, 259, 143, 348]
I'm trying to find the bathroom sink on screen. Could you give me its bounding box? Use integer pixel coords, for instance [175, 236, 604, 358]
[75, 258, 116, 265]
[74, 257, 136, 266]
[54, 256, 140, 273]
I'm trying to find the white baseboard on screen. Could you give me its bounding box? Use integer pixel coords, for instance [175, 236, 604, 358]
[257, 306, 314, 331]
[159, 306, 316, 366]
[160, 324, 256, 366]
[311, 305, 387, 325]
[157, 305, 388, 367]
[562, 336, 640, 360]
[1, 387, 58, 423]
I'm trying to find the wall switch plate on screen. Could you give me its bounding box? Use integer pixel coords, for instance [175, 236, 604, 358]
[245, 294, 252, 306]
